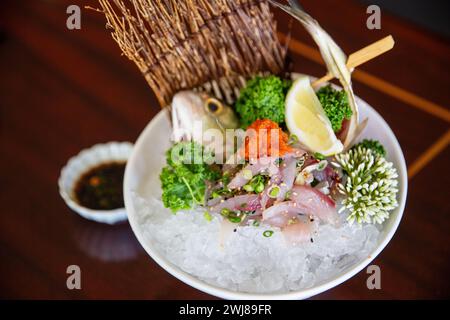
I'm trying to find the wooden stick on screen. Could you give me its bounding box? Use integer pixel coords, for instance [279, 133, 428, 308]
[311, 35, 395, 88]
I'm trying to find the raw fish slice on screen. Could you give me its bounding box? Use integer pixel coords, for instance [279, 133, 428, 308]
[290, 185, 339, 225]
[283, 217, 317, 245]
[228, 157, 279, 189]
[262, 202, 317, 244]
[263, 201, 299, 224]
[209, 194, 261, 213]
[277, 157, 297, 200]
[262, 187, 338, 226]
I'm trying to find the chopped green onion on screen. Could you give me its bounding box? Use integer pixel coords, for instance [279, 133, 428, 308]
[244, 174, 268, 193]
[268, 186, 280, 198]
[221, 208, 231, 217]
[227, 211, 242, 223]
[317, 160, 328, 171]
[284, 190, 292, 200]
[212, 187, 232, 199]
[204, 211, 212, 222]
[263, 230, 274, 237]
[314, 152, 326, 160]
[255, 182, 265, 193]
[242, 169, 253, 180]
[228, 216, 242, 223]
[288, 134, 299, 145]
[252, 220, 260, 227]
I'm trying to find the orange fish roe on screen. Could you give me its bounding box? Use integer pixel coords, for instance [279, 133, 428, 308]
[241, 119, 292, 160]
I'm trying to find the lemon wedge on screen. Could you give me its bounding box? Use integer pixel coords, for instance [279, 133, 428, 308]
[285, 76, 343, 156]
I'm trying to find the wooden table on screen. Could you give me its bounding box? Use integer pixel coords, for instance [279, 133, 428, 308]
[1, 0, 449, 299]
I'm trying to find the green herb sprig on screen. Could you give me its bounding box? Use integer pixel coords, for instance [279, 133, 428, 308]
[160, 142, 220, 212]
[352, 139, 386, 157]
[316, 85, 352, 132]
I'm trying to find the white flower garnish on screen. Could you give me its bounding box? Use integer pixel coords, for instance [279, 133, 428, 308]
[335, 146, 399, 224]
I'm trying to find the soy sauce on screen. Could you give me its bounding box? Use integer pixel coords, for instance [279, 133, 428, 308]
[74, 162, 126, 210]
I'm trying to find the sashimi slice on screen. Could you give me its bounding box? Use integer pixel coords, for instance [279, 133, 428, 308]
[209, 194, 261, 213]
[290, 185, 339, 225]
[283, 217, 317, 245]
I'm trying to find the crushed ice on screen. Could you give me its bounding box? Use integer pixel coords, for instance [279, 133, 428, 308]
[133, 194, 380, 293]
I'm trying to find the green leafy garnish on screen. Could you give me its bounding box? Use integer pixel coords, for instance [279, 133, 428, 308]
[352, 139, 386, 157]
[316, 85, 352, 132]
[235, 75, 292, 128]
[221, 171, 231, 185]
[160, 142, 220, 212]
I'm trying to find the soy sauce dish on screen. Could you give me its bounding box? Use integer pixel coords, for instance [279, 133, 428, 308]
[59, 142, 133, 224]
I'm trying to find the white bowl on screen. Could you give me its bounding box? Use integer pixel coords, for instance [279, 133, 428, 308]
[59, 141, 133, 225]
[124, 86, 407, 299]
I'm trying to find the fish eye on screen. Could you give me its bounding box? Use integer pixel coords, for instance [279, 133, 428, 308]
[206, 98, 223, 114]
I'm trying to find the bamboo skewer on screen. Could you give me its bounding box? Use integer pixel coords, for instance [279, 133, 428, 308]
[311, 35, 395, 88]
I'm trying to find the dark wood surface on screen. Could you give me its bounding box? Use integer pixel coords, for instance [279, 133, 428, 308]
[1, 0, 449, 299]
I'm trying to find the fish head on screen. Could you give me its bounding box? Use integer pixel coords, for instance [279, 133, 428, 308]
[201, 94, 240, 130]
[171, 90, 239, 143]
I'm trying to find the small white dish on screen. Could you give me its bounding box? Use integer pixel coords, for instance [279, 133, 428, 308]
[59, 141, 133, 225]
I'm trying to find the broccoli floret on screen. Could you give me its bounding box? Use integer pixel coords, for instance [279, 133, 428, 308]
[352, 139, 386, 157]
[235, 75, 291, 128]
[316, 85, 352, 132]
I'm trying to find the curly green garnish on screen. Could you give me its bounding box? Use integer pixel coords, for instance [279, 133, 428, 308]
[352, 139, 386, 157]
[160, 142, 220, 212]
[235, 75, 292, 128]
[316, 85, 352, 132]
